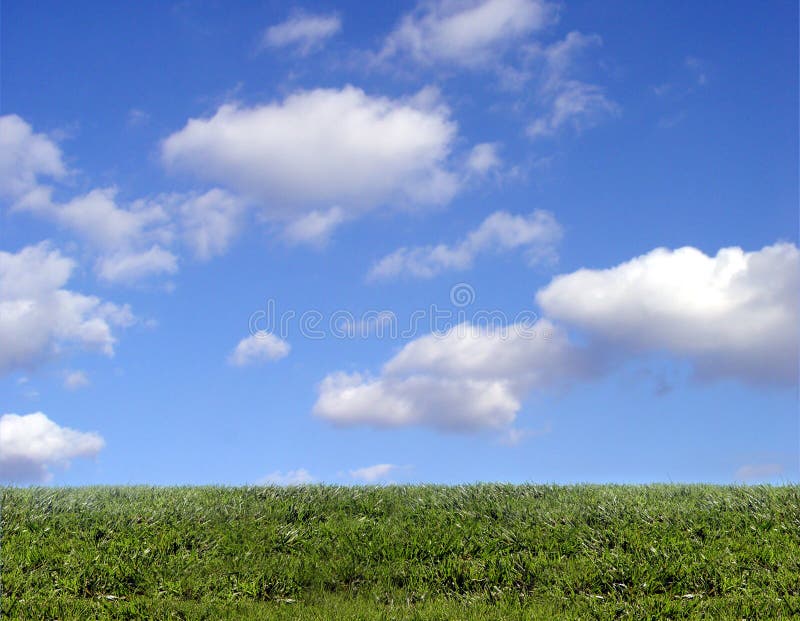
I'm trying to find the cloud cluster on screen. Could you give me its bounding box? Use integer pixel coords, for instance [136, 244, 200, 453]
[317, 242, 798, 435]
[2, 115, 252, 284]
[0, 243, 133, 376]
[369, 209, 562, 280]
[0, 412, 104, 482]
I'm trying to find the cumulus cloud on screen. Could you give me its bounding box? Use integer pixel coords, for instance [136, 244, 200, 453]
[0, 243, 134, 376]
[368, 209, 562, 280]
[537, 243, 799, 386]
[349, 463, 399, 482]
[380, 0, 557, 68]
[314, 319, 591, 432]
[228, 332, 290, 367]
[259, 468, 315, 485]
[0, 412, 104, 483]
[261, 12, 341, 55]
[63, 370, 90, 390]
[162, 86, 460, 235]
[0, 114, 66, 203]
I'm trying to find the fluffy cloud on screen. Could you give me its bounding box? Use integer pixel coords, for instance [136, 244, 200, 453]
[537, 243, 799, 386]
[314, 319, 590, 432]
[162, 86, 460, 237]
[349, 463, 398, 482]
[380, 0, 556, 67]
[259, 468, 315, 485]
[0, 243, 134, 376]
[368, 209, 561, 280]
[0, 114, 65, 202]
[0, 412, 104, 483]
[261, 12, 341, 55]
[466, 143, 502, 175]
[228, 332, 291, 367]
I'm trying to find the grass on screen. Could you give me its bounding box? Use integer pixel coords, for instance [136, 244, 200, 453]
[1, 484, 798, 619]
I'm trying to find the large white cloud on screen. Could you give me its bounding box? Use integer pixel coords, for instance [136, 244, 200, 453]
[368, 209, 562, 280]
[0, 243, 133, 375]
[380, 0, 557, 67]
[162, 86, 460, 241]
[314, 319, 591, 432]
[537, 242, 799, 385]
[0, 412, 104, 483]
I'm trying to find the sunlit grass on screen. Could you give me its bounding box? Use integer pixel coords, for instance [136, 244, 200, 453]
[2, 484, 798, 619]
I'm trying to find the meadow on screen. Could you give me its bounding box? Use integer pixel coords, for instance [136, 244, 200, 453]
[1, 484, 798, 619]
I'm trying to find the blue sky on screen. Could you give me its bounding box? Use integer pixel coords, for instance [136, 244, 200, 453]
[0, 0, 797, 486]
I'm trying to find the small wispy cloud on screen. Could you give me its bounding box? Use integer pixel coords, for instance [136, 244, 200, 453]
[259, 468, 315, 485]
[260, 12, 341, 56]
[349, 463, 401, 483]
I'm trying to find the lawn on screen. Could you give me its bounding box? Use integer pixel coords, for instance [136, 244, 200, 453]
[1, 485, 798, 619]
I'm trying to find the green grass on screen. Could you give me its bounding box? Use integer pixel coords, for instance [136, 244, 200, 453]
[2, 485, 798, 619]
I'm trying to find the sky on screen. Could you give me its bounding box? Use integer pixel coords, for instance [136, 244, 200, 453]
[0, 0, 797, 486]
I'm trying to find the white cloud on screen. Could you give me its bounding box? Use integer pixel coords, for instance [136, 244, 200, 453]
[537, 243, 799, 386]
[314, 319, 590, 432]
[526, 32, 618, 138]
[0, 114, 66, 203]
[283, 206, 346, 246]
[368, 209, 562, 280]
[735, 463, 785, 482]
[261, 12, 341, 55]
[349, 463, 398, 482]
[0, 243, 134, 376]
[64, 370, 90, 390]
[466, 142, 502, 175]
[0, 412, 104, 483]
[162, 86, 460, 233]
[95, 246, 178, 284]
[228, 332, 290, 367]
[14, 184, 178, 285]
[179, 188, 246, 260]
[528, 80, 618, 138]
[380, 0, 557, 68]
[259, 468, 315, 485]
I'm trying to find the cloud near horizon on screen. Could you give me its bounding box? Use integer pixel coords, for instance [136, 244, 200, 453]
[0, 412, 105, 483]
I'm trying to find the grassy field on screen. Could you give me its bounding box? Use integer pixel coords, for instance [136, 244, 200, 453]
[1, 485, 798, 619]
